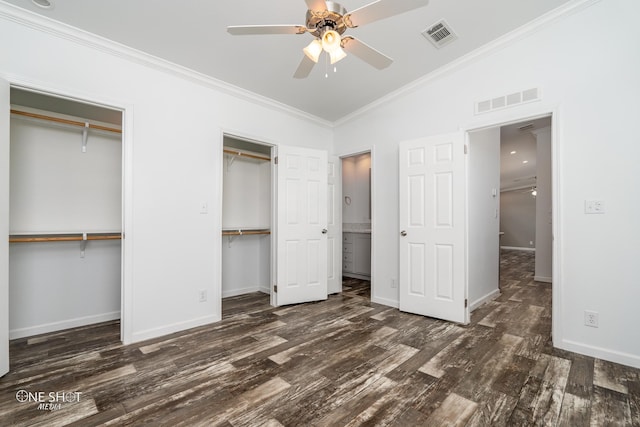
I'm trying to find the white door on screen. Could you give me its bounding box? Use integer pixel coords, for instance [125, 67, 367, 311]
[398, 132, 468, 323]
[327, 156, 342, 294]
[276, 145, 328, 305]
[1, 78, 10, 377]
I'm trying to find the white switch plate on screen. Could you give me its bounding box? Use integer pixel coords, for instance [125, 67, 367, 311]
[200, 201, 208, 214]
[585, 200, 605, 214]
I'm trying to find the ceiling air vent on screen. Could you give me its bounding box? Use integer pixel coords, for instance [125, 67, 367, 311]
[422, 20, 457, 49]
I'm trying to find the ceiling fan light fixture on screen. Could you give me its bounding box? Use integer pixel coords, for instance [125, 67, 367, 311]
[303, 39, 322, 63]
[329, 46, 347, 64]
[321, 30, 341, 53]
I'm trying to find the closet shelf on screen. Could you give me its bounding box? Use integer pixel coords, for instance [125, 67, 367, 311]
[223, 148, 270, 162]
[222, 229, 270, 236]
[9, 232, 122, 243]
[10, 109, 122, 134]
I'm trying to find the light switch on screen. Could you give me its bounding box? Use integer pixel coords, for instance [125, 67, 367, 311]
[585, 200, 605, 214]
[200, 201, 208, 214]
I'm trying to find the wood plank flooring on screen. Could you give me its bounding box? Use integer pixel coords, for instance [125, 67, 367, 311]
[1, 249, 639, 426]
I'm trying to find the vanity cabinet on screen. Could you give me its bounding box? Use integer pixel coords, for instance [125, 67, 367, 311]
[342, 232, 371, 278]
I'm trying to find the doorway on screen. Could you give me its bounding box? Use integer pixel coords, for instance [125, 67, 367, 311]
[341, 152, 372, 300]
[467, 115, 553, 312]
[6, 88, 125, 344]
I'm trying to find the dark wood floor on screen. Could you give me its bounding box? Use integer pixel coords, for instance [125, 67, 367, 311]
[1, 250, 639, 426]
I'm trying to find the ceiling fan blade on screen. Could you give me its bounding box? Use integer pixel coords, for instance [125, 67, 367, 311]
[345, 0, 429, 28]
[305, 0, 328, 12]
[341, 37, 393, 69]
[227, 25, 307, 35]
[293, 55, 316, 79]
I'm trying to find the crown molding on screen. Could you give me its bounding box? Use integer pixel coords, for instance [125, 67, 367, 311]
[334, 0, 602, 127]
[0, 2, 333, 129]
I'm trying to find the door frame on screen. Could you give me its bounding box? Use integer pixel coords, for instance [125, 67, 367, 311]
[462, 104, 560, 346]
[3, 77, 135, 345]
[337, 147, 375, 300]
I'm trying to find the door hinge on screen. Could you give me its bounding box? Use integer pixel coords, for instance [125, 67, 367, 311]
[464, 145, 468, 154]
[465, 298, 468, 308]
[274, 285, 278, 293]
[274, 156, 278, 164]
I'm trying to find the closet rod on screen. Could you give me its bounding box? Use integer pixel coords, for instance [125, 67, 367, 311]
[222, 229, 270, 236]
[223, 148, 270, 162]
[10, 109, 122, 134]
[9, 233, 122, 243]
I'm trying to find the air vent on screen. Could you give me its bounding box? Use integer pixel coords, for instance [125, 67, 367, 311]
[422, 20, 457, 48]
[475, 88, 541, 115]
[518, 123, 535, 132]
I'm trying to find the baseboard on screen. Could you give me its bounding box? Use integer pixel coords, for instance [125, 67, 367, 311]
[470, 289, 501, 311]
[9, 311, 120, 340]
[500, 246, 536, 252]
[558, 339, 640, 370]
[371, 295, 399, 309]
[343, 272, 371, 281]
[534, 276, 552, 283]
[258, 285, 271, 295]
[131, 314, 220, 344]
[222, 286, 261, 298]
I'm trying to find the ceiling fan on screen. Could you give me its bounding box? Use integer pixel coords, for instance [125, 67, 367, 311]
[227, 0, 430, 78]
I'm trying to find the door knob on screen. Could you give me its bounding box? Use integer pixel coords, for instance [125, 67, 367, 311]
[400, 230, 407, 236]
[322, 229, 328, 234]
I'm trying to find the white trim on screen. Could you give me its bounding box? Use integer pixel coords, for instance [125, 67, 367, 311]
[501, 246, 535, 252]
[470, 289, 501, 312]
[131, 314, 220, 344]
[343, 273, 371, 281]
[371, 295, 399, 309]
[222, 286, 261, 298]
[559, 339, 640, 370]
[258, 285, 270, 295]
[335, 0, 601, 127]
[9, 311, 120, 340]
[0, 2, 332, 130]
[534, 276, 552, 283]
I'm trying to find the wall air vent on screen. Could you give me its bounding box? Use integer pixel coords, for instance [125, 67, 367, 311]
[422, 20, 457, 48]
[475, 88, 541, 115]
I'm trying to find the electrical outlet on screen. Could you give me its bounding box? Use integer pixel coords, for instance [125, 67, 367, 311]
[584, 310, 599, 328]
[391, 279, 397, 288]
[585, 200, 605, 214]
[199, 289, 207, 303]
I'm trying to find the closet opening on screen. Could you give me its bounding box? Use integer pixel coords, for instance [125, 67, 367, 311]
[7, 87, 124, 343]
[221, 134, 275, 313]
[341, 151, 372, 300]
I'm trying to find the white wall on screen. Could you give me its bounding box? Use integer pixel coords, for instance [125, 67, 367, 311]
[342, 153, 371, 224]
[0, 5, 332, 344]
[468, 128, 500, 309]
[334, 0, 640, 367]
[534, 127, 552, 281]
[9, 241, 121, 338]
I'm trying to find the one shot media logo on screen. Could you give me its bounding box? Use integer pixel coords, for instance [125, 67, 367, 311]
[15, 389, 82, 411]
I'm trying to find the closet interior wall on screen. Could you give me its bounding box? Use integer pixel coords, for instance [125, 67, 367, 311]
[222, 136, 272, 298]
[8, 89, 122, 339]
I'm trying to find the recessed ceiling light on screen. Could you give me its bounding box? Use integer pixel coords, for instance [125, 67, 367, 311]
[510, 151, 517, 155]
[522, 160, 529, 164]
[32, 0, 53, 9]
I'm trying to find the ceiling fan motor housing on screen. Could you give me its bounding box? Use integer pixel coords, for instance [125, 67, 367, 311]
[306, 1, 348, 37]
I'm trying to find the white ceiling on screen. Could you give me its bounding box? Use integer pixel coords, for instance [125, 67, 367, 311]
[3, 0, 573, 122]
[500, 117, 551, 191]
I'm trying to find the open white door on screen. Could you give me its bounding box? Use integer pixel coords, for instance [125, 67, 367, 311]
[398, 132, 468, 323]
[1, 78, 10, 377]
[276, 145, 328, 305]
[327, 156, 342, 294]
